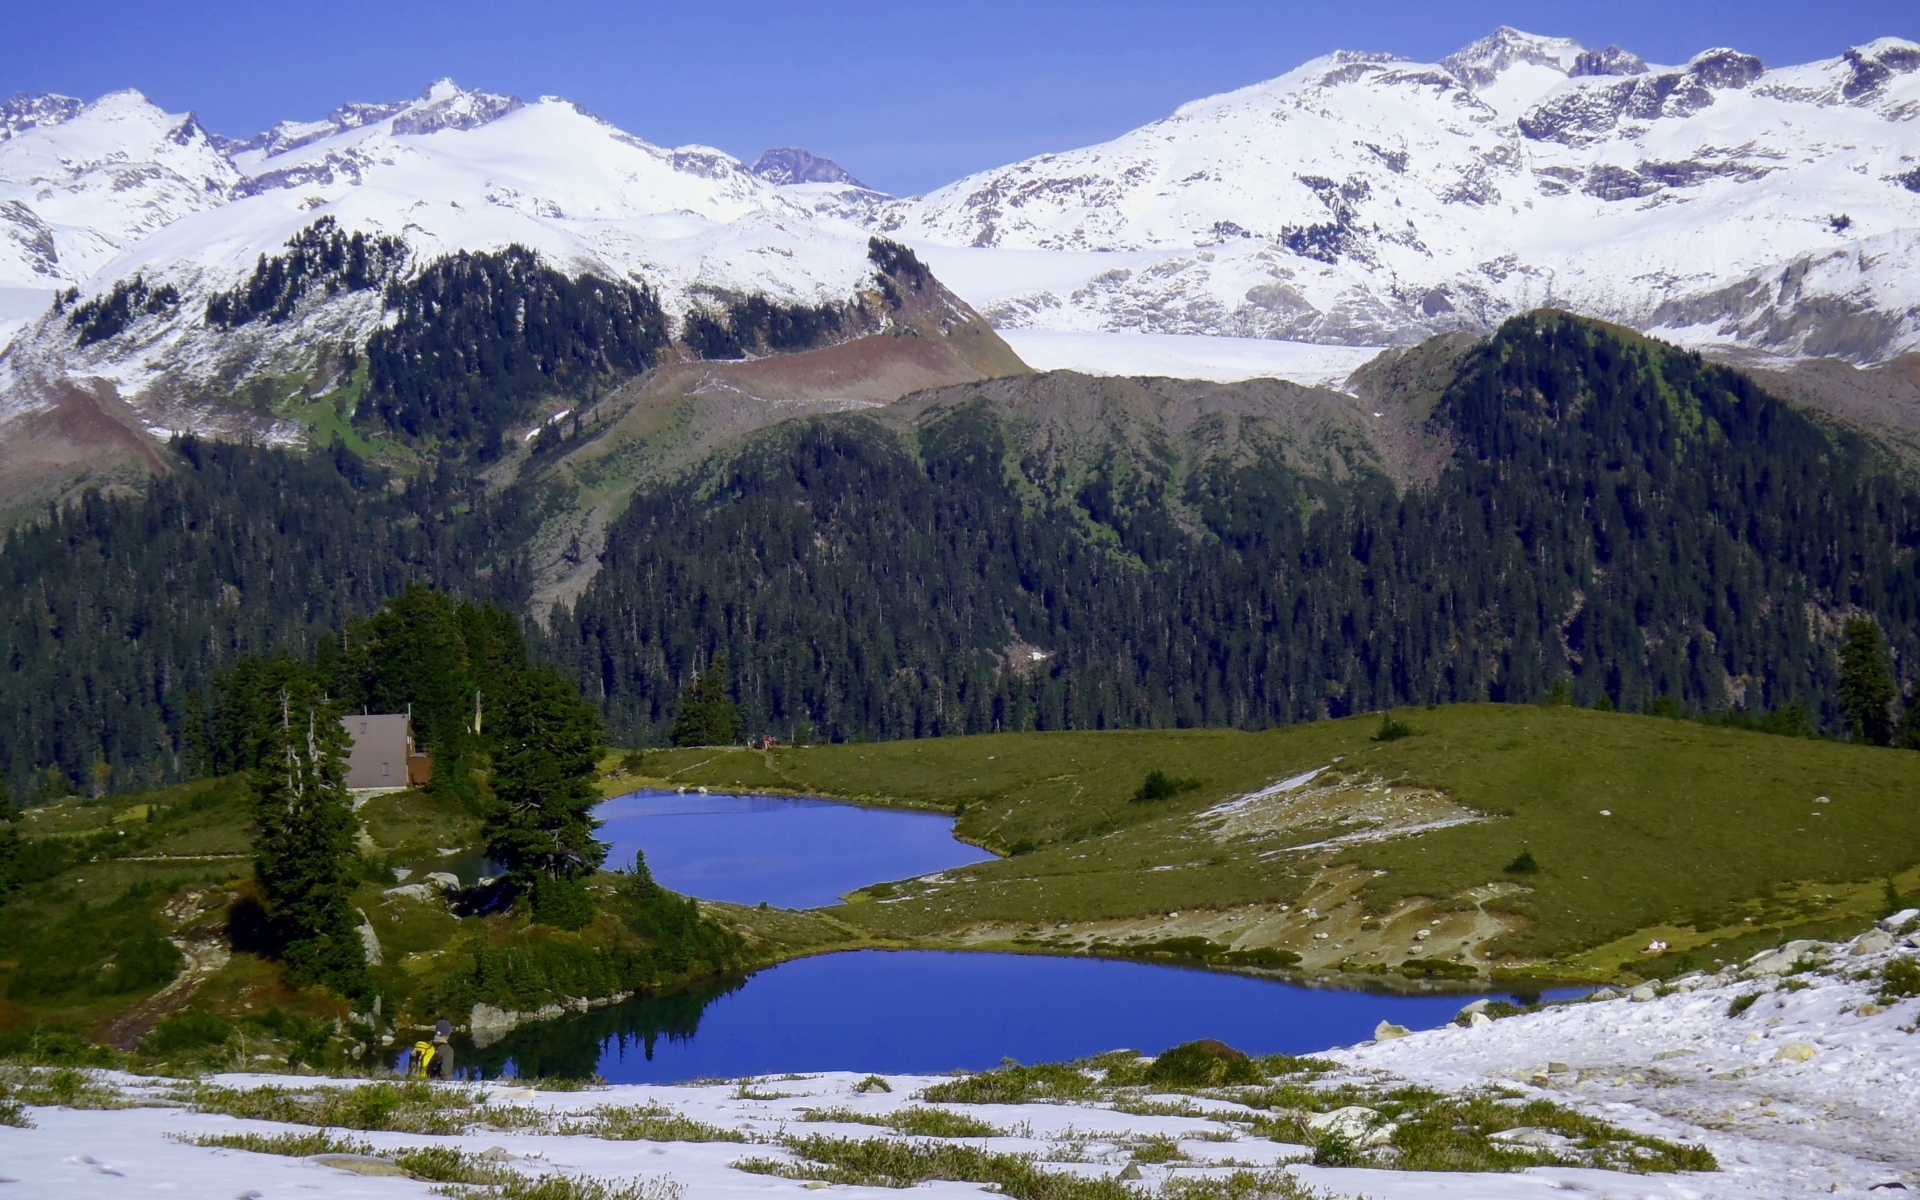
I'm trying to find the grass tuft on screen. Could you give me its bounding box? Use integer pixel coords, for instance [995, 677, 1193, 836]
[734, 1134, 1140, 1199]
[557, 1102, 748, 1143]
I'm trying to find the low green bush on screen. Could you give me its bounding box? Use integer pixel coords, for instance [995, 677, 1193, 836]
[887, 1107, 1002, 1138]
[0, 1028, 117, 1067]
[1399, 957, 1477, 980]
[918, 1061, 1097, 1105]
[142, 1009, 233, 1055]
[1145, 1040, 1261, 1088]
[1880, 956, 1920, 1001]
[532, 875, 597, 930]
[557, 1102, 746, 1142]
[1373, 714, 1414, 742]
[1131, 770, 1201, 802]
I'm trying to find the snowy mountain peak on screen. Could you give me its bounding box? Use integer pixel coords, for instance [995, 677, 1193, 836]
[0, 92, 84, 140]
[0, 88, 241, 289]
[751, 147, 872, 191]
[1841, 39, 1920, 101]
[389, 78, 523, 137]
[226, 80, 524, 162]
[1441, 27, 1586, 90]
[1684, 47, 1765, 88]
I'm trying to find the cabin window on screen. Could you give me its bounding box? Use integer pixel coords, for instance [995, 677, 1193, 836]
[382, 763, 390, 776]
[361, 722, 369, 734]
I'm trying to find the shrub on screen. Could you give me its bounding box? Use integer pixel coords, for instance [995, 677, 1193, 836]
[1132, 769, 1202, 802]
[1504, 846, 1540, 875]
[888, 1107, 1002, 1138]
[1146, 1040, 1261, 1088]
[557, 1102, 746, 1142]
[1220, 946, 1301, 969]
[917, 1061, 1096, 1105]
[1373, 713, 1414, 742]
[1881, 957, 1920, 1001]
[0, 1028, 117, 1067]
[1726, 992, 1761, 1017]
[532, 874, 597, 930]
[735, 1134, 1136, 1200]
[142, 1010, 233, 1055]
[1310, 1129, 1361, 1166]
[1399, 957, 1476, 980]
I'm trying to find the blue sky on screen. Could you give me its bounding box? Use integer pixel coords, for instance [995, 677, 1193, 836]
[4, 1, 1915, 196]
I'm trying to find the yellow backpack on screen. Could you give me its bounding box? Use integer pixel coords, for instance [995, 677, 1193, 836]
[409, 1041, 436, 1079]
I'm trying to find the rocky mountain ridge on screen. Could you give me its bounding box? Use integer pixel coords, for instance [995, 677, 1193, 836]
[881, 28, 1920, 361]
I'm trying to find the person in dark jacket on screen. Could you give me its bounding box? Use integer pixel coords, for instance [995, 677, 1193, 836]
[408, 1019, 457, 1079]
[429, 1018, 454, 1078]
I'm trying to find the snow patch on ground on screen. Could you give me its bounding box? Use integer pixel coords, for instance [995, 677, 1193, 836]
[1000, 329, 1386, 387]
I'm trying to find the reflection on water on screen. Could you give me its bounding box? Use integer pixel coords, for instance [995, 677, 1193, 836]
[453, 949, 1577, 1083]
[454, 973, 748, 1081]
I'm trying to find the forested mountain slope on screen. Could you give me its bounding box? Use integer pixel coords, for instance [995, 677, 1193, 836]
[547, 312, 1920, 744]
[4, 312, 1918, 796]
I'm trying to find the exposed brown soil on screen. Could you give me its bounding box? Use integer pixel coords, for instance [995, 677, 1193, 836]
[522, 285, 1030, 621]
[0, 378, 170, 522]
[1705, 347, 1920, 474]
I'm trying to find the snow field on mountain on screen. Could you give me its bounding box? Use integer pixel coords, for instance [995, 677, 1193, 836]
[5, 922, 1916, 1198]
[997, 329, 1384, 388]
[884, 33, 1920, 355]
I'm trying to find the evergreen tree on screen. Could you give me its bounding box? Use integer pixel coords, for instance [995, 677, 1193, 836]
[484, 664, 606, 915]
[0, 776, 18, 908]
[668, 655, 742, 747]
[1839, 618, 1897, 746]
[250, 687, 369, 997]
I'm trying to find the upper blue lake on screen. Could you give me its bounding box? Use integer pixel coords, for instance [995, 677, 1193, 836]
[452, 791, 1572, 1081]
[594, 789, 996, 908]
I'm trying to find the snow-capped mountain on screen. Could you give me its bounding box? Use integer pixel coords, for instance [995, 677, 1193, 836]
[0, 88, 237, 290]
[750, 147, 873, 191]
[882, 28, 1920, 360]
[4, 27, 1920, 445]
[0, 80, 886, 433]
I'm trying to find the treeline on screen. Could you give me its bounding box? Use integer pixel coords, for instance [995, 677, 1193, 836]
[358, 246, 669, 457]
[547, 313, 1920, 743]
[204, 216, 408, 328]
[59, 276, 181, 346]
[0, 437, 543, 800]
[682, 294, 860, 360]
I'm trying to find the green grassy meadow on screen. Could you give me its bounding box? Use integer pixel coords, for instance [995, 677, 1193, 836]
[610, 703, 1920, 971]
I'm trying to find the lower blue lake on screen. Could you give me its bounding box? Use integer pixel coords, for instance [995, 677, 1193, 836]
[452, 791, 1572, 1081]
[465, 948, 1558, 1082]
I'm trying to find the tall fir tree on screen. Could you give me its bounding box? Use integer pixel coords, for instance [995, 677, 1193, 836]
[484, 664, 606, 925]
[668, 654, 742, 747]
[1839, 618, 1897, 747]
[0, 775, 17, 908]
[250, 687, 370, 997]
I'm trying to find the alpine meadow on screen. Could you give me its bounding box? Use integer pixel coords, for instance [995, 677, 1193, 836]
[3, 17, 1920, 1198]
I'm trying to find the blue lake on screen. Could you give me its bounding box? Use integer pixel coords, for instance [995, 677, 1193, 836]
[455, 791, 1570, 1081]
[595, 789, 996, 909]
[465, 948, 1554, 1082]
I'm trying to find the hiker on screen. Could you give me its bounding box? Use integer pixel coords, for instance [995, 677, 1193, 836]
[407, 1019, 456, 1079]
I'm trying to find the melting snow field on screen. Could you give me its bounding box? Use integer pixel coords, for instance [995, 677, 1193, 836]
[3, 919, 1918, 1198]
[997, 330, 1384, 389]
